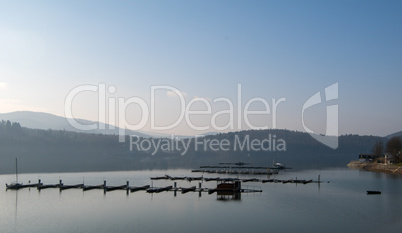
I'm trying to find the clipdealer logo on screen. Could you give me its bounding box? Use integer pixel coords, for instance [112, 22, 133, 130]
[64, 83, 287, 142]
[302, 83, 339, 149]
[63, 82, 338, 153]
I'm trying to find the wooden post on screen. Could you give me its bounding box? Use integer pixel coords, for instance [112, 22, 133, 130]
[126, 181, 129, 195]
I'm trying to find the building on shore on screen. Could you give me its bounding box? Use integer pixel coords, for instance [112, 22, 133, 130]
[359, 153, 396, 164]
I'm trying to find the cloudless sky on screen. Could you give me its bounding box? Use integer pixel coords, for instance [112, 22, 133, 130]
[0, 0, 401, 136]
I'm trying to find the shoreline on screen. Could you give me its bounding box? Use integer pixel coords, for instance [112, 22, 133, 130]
[347, 161, 402, 174]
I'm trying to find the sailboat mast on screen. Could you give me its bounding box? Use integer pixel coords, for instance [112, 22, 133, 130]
[15, 158, 18, 183]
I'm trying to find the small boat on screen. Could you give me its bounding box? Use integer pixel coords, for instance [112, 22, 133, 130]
[20, 181, 43, 188]
[170, 176, 187, 180]
[37, 183, 63, 190]
[156, 185, 172, 193]
[303, 179, 313, 184]
[367, 190, 381, 195]
[208, 188, 217, 194]
[105, 184, 128, 192]
[272, 162, 286, 169]
[186, 176, 203, 181]
[83, 184, 105, 191]
[150, 175, 171, 180]
[282, 179, 293, 184]
[261, 179, 274, 183]
[6, 182, 23, 190]
[204, 177, 220, 182]
[5, 158, 23, 190]
[220, 178, 240, 182]
[130, 185, 150, 192]
[181, 186, 196, 194]
[60, 184, 84, 190]
[147, 186, 172, 193]
[242, 178, 259, 182]
[191, 169, 203, 172]
[146, 187, 158, 193]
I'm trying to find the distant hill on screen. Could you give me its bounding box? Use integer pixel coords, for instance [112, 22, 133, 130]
[386, 131, 402, 139]
[0, 120, 387, 174]
[0, 111, 150, 138]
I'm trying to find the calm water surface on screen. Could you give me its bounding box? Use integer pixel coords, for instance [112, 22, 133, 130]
[1, 168, 401, 233]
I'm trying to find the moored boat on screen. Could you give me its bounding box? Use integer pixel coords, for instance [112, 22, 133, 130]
[6, 182, 23, 190]
[367, 190, 381, 195]
[5, 158, 23, 190]
[130, 185, 150, 192]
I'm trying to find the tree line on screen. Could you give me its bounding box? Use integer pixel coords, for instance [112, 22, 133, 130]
[0, 120, 389, 173]
[372, 136, 401, 163]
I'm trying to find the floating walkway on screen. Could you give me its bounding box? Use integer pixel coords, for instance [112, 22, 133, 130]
[199, 165, 291, 170]
[5, 178, 264, 194]
[6, 174, 323, 197]
[193, 163, 292, 175]
[191, 169, 279, 175]
[150, 175, 322, 184]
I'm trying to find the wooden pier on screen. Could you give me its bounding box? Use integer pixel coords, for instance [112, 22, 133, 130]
[192, 169, 278, 175]
[148, 175, 323, 184]
[199, 165, 292, 170]
[6, 174, 324, 197]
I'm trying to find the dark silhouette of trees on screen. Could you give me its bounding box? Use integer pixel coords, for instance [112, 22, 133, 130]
[0, 120, 389, 173]
[372, 140, 384, 156]
[386, 136, 402, 163]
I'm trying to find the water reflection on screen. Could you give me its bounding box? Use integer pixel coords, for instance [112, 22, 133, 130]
[216, 191, 241, 201]
[14, 190, 18, 220]
[1, 169, 401, 233]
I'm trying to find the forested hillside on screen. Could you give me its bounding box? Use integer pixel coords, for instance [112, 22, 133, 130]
[0, 120, 386, 174]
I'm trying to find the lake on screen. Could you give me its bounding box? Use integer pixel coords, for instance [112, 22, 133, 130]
[1, 168, 401, 233]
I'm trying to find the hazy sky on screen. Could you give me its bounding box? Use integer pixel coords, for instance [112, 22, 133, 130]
[0, 0, 401, 136]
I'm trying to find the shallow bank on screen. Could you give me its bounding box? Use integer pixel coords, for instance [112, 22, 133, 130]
[347, 161, 402, 174]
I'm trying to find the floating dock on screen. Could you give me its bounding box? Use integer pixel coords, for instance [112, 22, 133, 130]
[148, 176, 322, 184]
[199, 165, 292, 170]
[6, 173, 324, 198]
[192, 169, 278, 175]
